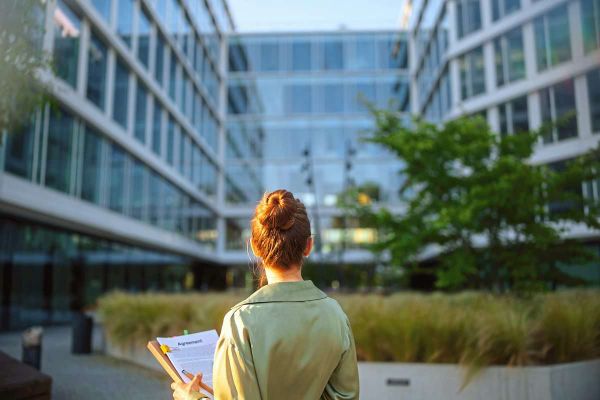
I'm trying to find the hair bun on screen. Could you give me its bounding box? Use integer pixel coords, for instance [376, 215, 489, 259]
[257, 190, 298, 230]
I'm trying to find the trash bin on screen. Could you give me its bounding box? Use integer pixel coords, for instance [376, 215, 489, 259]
[22, 326, 43, 370]
[72, 313, 93, 354]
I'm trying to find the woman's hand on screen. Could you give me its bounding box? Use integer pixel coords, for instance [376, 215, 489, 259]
[171, 373, 207, 400]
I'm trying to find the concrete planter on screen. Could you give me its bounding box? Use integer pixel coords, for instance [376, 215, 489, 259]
[105, 338, 600, 400]
[358, 360, 600, 400]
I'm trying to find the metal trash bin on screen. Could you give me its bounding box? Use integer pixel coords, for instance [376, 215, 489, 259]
[72, 313, 93, 354]
[22, 326, 43, 370]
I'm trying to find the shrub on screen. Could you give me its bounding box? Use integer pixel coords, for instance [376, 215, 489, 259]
[98, 289, 600, 369]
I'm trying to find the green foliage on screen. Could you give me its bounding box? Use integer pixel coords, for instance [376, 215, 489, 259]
[98, 290, 600, 372]
[341, 111, 600, 291]
[0, 0, 51, 135]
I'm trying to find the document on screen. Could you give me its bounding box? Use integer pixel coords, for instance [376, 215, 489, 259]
[156, 330, 219, 390]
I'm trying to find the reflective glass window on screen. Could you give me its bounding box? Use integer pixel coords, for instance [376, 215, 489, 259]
[112, 58, 130, 129]
[167, 115, 175, 165]
[260, 42, 279, 71]
[155, 34, 165, 86]
[456, 0, 482, 38]
[5, 114, 36, 180]
[540, 79, 578, 143]
[499, 96, 529, 136]
[286, 84, 312, 114]
[323, 83, 344, 113]
[291, 41, 312, 71]
[534, 5, 571, 71]
[581, 0, 600, 53]
[494, 27, 525, 87]
[152, 101, 163, 156]
[91, 0, 111, 23]
[87, 31, 108, 110]
[53, 0, 81, 88]
[349, 38, 375, 70]
[137, 8, 151, 68]
[459, 46, 485, 99]
[491, 0, 520, 21]
[169, 52, 177, 101]
[116, 0, 134, 47]
[109, 143, 127, 213]
[349, 81, 376, 112]
[587, 68, 600, 133]
[134, 82, 148, 143]
[130, 160, 148, 221]
[322, 41, 344, 70]
[81, 125, 103, 204]
[45, 107, 74, 193]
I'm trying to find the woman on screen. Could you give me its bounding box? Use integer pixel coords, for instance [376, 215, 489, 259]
[172, 189, 359, 400]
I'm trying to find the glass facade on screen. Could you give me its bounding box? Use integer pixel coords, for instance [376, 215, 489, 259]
[226, 31, 408, 254]
[53, 0, 81, 88]
[1, 0, 229, 329]
[492, 0, 520, 21]
[581, 0, 600, 53]
[459, 46, 485, 100]
[494, 27, 525, 87]
[534, 5, 571, 72]
[456, 0, 482, 39]
[540, 79, 578, 143]
[587, 67, 600, 133]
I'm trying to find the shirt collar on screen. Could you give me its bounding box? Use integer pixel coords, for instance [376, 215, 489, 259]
[233, 280, 327, 308]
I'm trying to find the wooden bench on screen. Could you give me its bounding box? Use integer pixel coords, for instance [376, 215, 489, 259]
[0, 351, 52, 400]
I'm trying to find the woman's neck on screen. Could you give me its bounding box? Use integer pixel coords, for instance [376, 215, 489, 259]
[265, 265, 303, 284]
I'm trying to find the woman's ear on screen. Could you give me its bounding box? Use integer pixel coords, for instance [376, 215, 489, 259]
[304, 236, 313, 257]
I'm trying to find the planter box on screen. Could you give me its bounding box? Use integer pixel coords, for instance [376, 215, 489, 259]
[358, 361, 600, 400]
[104, 338, 599, 400]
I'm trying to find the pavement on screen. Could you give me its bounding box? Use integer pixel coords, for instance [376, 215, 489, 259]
[0, 325, 172, 400]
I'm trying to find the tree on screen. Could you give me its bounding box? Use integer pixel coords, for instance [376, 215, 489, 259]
[0, 0, 51, 137]
[341, 111, 600, 292]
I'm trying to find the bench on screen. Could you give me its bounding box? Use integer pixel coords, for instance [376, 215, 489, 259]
[0, 351, 52, 400]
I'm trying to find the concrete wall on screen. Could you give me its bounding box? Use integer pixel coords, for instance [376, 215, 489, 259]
[105, 338, 600, 400]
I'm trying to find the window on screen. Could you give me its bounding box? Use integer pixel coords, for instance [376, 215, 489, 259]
[130, 160, 148, 221]
[291, 41, 312, 71]
[260, 42, 279, 71]
[87, 31, 108, 110]
[581, 0, 600, 53]
[155, 34, 165, 85]
[534, 5, 571, 71]
[349, 81, 376, 112]
[323, 84, 344, 113]
[53, 0, 81, 88]
[459, 46, 485, 100]
[169, 52, 177, 101]
[286, 84, 312, 114]
[116, 0, 134, 47]
[377, 37, 405, 69]
[491, 0, 520, 21]
[540, 79, 578, 143]
[152, 101, 163, 155]
[137, 8, 151, 68]
[91, 0, 111, 23]
[456, 0, 482, 39]
[134, 82, 148, 143]
[494, 27, 525, 87]
[587, 68, 600, 133]
[349, 38, 375, 70]
[5, 114, 36, 180]
[109, 144, 127, 213]
[45, 107, 74, 193]
[112, 58, 130, 129]
[167, 115, 175, 165]
[81, 125, 103, 204]
[499, 96, 529, 137]
[322, 41, 344, 70]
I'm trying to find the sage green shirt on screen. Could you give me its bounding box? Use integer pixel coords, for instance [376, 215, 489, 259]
[212, 280, 359, 400]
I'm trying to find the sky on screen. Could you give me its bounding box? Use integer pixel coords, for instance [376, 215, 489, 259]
[227, 0, 405, 33]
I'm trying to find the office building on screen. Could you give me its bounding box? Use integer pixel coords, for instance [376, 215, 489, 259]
[408, 0, 600, 281]
[0, 0, 232, 329]
[223, 31, 410, 268]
